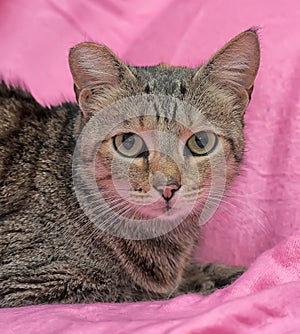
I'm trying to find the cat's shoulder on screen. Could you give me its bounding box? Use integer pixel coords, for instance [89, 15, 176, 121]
[0, 80, 46, 128]
[0, 81, 78, 135]
[0, 80, 37, 102]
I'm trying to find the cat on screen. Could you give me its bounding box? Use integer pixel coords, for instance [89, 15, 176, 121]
[0, 28, 260, 307]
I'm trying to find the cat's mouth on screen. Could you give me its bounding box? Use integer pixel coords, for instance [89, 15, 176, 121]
[129, 197, 192, 220]
[146, 202, 173, 214]
[103, 191, 185, 220]
[99, 184, 200, 221]
[136, 204, 179, 220]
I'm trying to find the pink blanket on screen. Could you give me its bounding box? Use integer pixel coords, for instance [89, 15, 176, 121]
[1, 0, 299, 332]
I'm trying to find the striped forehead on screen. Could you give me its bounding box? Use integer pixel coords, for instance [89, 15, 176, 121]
[130, 65, 196, 96]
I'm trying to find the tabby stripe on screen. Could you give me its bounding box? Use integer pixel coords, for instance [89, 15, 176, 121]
[153, 102, 160, 122]
[172, 103, 178, 119]
[139, 116, 144, 127]
[227, 138, 242, 163]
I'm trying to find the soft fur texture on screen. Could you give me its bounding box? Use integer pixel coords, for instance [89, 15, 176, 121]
[0, 29, 259, 307]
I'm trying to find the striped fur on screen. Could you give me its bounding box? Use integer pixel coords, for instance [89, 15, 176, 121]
[0, 29, 259, 307]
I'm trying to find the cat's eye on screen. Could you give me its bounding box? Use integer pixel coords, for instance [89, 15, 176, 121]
[187, 131, 218, 156]
[113, 133, 146, 158]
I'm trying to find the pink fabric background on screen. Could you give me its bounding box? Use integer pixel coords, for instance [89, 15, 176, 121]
[0, 0, 299, 332]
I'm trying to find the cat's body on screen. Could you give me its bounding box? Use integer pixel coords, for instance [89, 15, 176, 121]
[0, 29, 260, 307]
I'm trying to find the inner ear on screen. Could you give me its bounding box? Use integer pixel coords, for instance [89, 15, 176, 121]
[68, 42, 135, 101]
[193, 29, 260, 97]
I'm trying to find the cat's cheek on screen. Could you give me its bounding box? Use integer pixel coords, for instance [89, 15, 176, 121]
[191, 158, 212, 187]
[127, 159, 151, 192]
[220, 139, 244, 185]
[225, 156, 242, 186]
[94, 152, 113, 181]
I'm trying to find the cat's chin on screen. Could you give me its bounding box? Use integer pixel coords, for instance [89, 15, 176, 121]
[131, 202, 193, 222]
[138, 206, 181, 220]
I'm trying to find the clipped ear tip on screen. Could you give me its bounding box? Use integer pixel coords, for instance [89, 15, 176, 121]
[69, 42, 114, 59]
[68, 43, 121, 77]
[69, 42, 101, 62]
[68, 41, 134, 94]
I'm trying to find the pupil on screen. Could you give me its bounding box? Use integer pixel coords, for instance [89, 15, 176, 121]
[122, 134, 135, 150]
[195, 132, 208, 148]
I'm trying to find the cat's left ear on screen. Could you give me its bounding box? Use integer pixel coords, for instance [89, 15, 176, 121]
[193, 29, 260, 103]
[69, 42, 135, 111]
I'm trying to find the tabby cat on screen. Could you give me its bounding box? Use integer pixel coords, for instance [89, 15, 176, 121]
[0, 29, 260, 307]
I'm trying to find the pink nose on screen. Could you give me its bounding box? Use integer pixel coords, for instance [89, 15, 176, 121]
[155, 182, 181, 201]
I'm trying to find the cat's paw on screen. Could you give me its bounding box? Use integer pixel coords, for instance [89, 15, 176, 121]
[178, 263, 246, 295]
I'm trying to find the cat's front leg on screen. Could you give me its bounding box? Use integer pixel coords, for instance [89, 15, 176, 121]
[176, 262, 246, 296]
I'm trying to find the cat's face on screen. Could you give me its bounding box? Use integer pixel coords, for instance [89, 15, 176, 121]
[70, 29, 260, 229]
[94, 102, 233, 223]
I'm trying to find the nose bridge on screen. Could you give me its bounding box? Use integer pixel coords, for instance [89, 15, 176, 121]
[150, 152, 181, 185]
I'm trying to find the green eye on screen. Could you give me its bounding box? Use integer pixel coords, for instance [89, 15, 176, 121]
[187, 131, 218, 156]
[113, 133, 145, 158]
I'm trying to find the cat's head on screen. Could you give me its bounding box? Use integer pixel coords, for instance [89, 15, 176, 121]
[69, 29, 260, 233]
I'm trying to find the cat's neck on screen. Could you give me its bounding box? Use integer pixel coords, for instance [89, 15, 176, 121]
[106, 217, 201, 294]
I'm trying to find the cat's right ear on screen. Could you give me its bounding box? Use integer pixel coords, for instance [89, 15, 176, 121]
[68, 42, 135, 115]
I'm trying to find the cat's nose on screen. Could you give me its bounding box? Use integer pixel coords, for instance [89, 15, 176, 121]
[154, 181, 181, 201]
